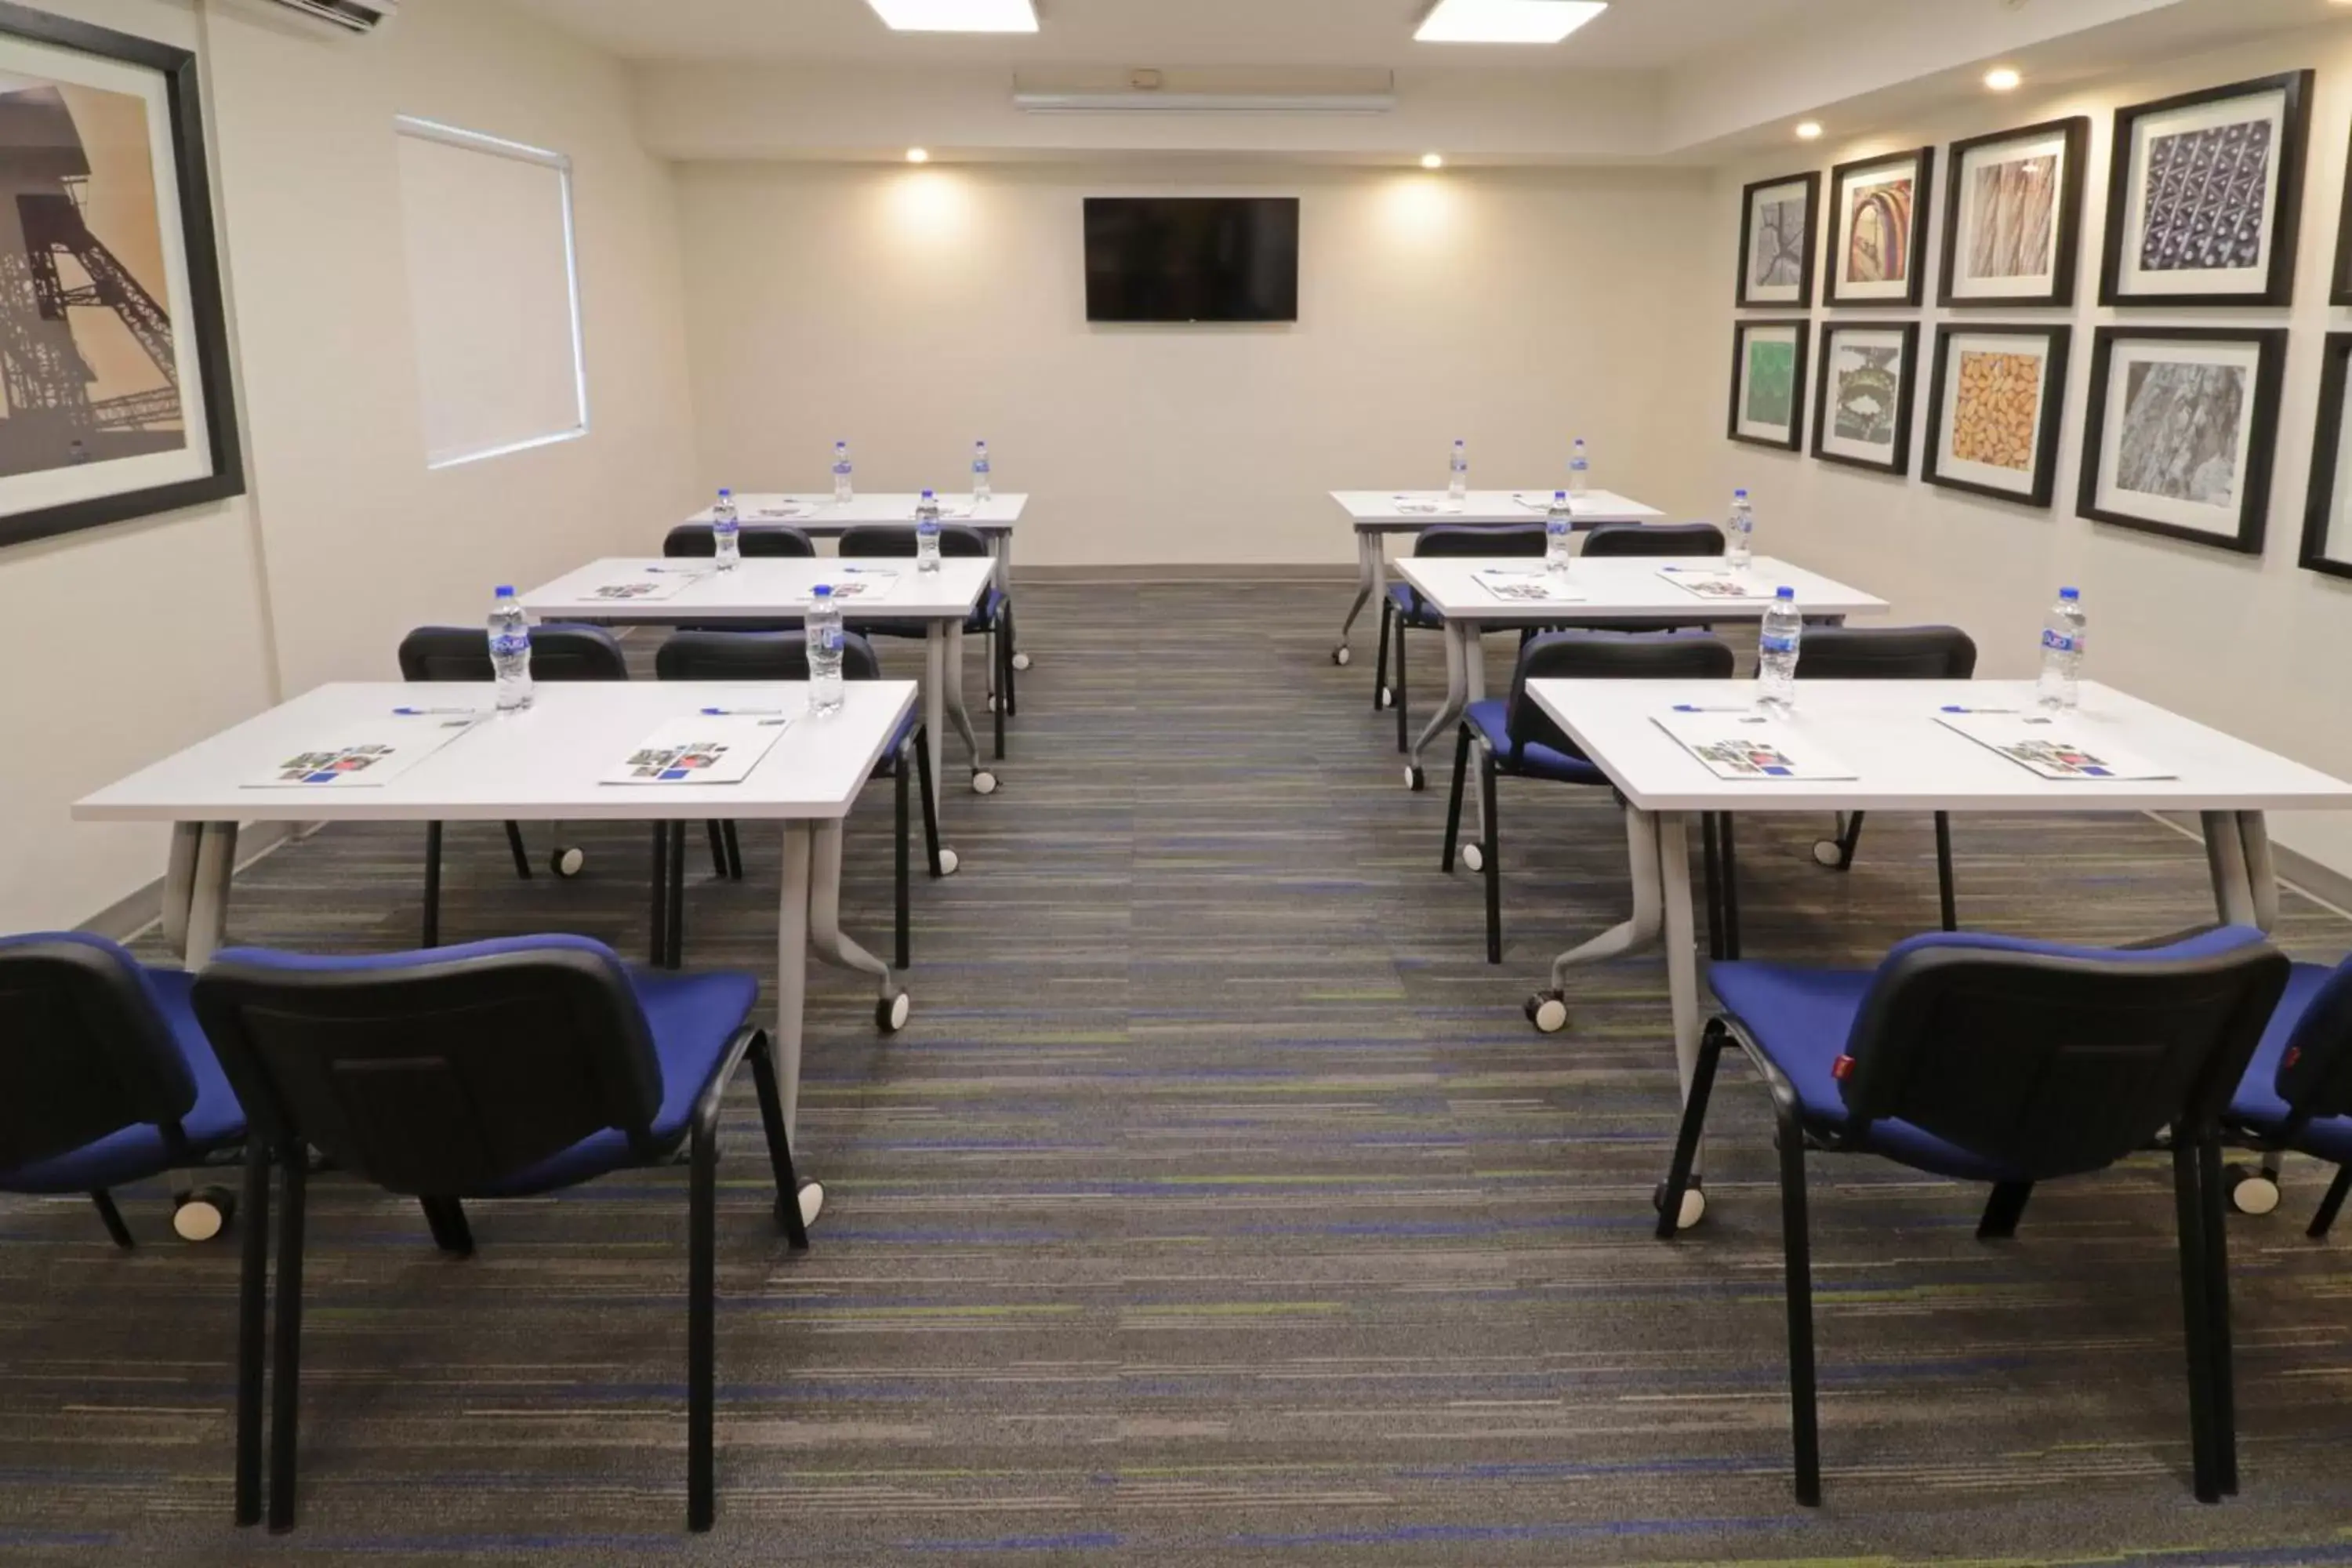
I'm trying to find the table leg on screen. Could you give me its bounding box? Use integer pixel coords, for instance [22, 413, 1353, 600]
[993, 531, 1030, 672]
[1548, 806, 1668, 989]
[2239, 812, 2279, 934]
[1406, 620, 1472, 789]
[1464, 630, 1490, 840]
[924, 622, 949, 809]
[183, 822, 239, 967]
[946, 622, 992, 790]
[1335, 530, 1378, 664]
[809, 818, 908, 1032]
[1659, 811, 1704, 1105]
[773, 822, 822, 1228]
[2202, 810, 2259, 928]
[161, 821, 202, 957]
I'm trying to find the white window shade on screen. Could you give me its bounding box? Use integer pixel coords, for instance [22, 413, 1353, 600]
[394, 118, 587, 469]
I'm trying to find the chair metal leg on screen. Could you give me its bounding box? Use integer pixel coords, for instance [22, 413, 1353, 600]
[2199, 1138, 2238, 1496]
[2171, 1131, 2222, 1504]
[1000, 601, 1018, 719]
[1394, 619, 1411, 753]
[667, 821, 688, 969]
[1777, 1109, 1822, 1507]
[915, 729, 944, 877]
[1371, 598, 1392, 713]
[1441, 724, 1472, 872]
[1831, 811, 1867, 871]
[723, 822, 745, 881]
[706, 822, 730, 880]
[1480, 747, 1501, 966]
[895, 749, 912, 971]
[89, 1189, 133, 1249]
[267, 1145, 307, 1533]
[687, 1113, 718, 1532]
[2312, 1166, 2352, 1239]
[1657, 1022, 1726, 1241]
[993, 612, 1008, 761]
[1718, 814, 1742, 960]
[422, 822, 443, 949]
[748, 1033, 812, 1250]
[420, 1196, 474, 1258]
[504, 821, 532, 880]
[1977, 1181, 2033, 1240]
[1935, 811, 1958, 933]
[234, 1142, 270, 1527]
[649, 823, 670, 967]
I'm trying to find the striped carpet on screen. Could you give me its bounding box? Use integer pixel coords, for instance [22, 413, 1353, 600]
[8, 580, 2352, 1565]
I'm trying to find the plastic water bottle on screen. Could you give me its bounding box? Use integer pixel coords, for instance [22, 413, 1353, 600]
[1449, 438, 1468, 504]
[1726, 488, 1755, 575]
[916, 490, 942, 572]
[1758, 586, 1802, 711]
[2038, 587, 2086, 711]
[832, 441, 853, 503]
[1545, 490, 1574, 573]
[807, 585, 845, 717]
[972, 440, 993, 503]
[1569, 437, 1591, 499]
[488, 586, 533, 712]
[712, 488, 740, 571]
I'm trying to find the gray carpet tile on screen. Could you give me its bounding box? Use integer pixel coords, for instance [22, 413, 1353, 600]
[7, 582, 2352, 1565]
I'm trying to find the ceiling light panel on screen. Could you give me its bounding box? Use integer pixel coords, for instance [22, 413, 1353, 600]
[866, 0, 1038, 34]
[1415, 0, 1607, 45]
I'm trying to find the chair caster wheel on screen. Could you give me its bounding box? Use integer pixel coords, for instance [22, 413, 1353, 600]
[2226, 1164, 2281, 1217]
[1654, 1179, 1707, 1231]
[1375, 686, 1393, 711]
[172, 1186, 235, 1242]
[1526, 992, 1570, 1034]
[1811, 840, 1845, 869]
[936, 847, 961, 877]
[794, 1178, 826, 1232]
[551, 846, 586, 878]
[1460, 844, 1484, 873]
[1011, 652, 1033, 673]
[1405, 766, 1425, 792]
[1332, 646, 1352, 666]
[877, 992, 912, 1033]
[971, 771, 999, 796]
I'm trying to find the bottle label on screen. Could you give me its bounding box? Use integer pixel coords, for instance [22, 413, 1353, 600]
[1761, 633, 1798, 655]
[2042, 630, 2078, 655]
[490, 634, 530, 660]
[819, 626, 844, 653]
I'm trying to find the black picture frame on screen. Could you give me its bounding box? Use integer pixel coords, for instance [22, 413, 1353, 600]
[1921, 322, 2072, 510]
[1938, 116, 2089, 309]
[2331, 127, 2352, 307]
[2077, 325, 2285, 554]
[1809, 319, 1919, 477]
[1823, 146, 1934, 308]
[1736, 170, 1818, 310]
[1726, 318, 1809, 452]
[0, 0, 244, 553]
[2099, 71, 2314, 309]
[2298, 332, 2352, 579]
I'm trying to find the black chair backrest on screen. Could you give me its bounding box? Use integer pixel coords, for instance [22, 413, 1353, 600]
[192, 938, 668, 1195]
[655, 630, 882, 684]
[1504, 631, 1736, 760]
[397, 625, 630, 684]
[0, 935, 196, 1171]
[663, 524, 815, 560]
[839, 524, 990, 559]
[2271, 957, 2352, 1134]
[1414, 524, 1546, 558]
[1842, 934, 2291, 1180]
[1581, 523, 1726, 558]
[1796, 626, 1978, 681]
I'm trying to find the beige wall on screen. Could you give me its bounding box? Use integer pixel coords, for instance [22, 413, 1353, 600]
[0, 0, 698, 931]
[1710, 19, 2352, 882]
[676, 160, 1722, 567]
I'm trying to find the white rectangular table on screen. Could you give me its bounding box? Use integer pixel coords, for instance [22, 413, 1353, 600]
[1522, 677, 2352, 1175]
[75, 680, 924, 1219]
[521, 557, 996, 813]
[1328, 489, 1667, 668]
[1389, 555, 1889, 787]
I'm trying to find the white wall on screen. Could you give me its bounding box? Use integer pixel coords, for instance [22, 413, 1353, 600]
[1711, 19, 2352, 881]
[678, 161, 1722, 568]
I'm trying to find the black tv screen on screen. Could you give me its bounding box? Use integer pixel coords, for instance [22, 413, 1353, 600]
[1084, 198, 1300, 323]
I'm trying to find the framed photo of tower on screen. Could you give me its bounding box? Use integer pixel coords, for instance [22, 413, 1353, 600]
[1824, 147, 1934, 307]
[2099, 72, 2313, 308]
[0, 1, 243, 551]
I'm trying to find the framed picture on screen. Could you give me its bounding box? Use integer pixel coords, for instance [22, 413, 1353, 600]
[1728, 319, 1809, 451]
[2331, 129, 2352, 307]
[2100, 71, 2313, 308]
[0, 2, 241, 552]
[2297, 333, 2352, 579]
[1737, 171, 1817, 309]
[1939, 117, 2089, 307]
[1810, 320, 1919, 476]
[2078, 326, 2285, 554]
[1824, 147, 1933, 307]
[1922, 323, 2071, 508]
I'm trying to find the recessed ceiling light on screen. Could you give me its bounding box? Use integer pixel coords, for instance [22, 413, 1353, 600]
[906, 147, 931, 163]
[865, 0, 1038, 34]
[1985, 66, 2023, 92]
[1421, 153, 1446, 169]
[1795, 121, 1824, 140]
[1415, 0, 1608, 45]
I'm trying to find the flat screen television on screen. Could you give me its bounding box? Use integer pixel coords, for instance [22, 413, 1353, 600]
[1083, 198, 1300, 323]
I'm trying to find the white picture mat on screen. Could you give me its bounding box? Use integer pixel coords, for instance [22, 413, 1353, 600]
[1734, 325, 1802, 443]
[1474, 567, 1584, 604]
[1653, 712, 1858, 782]
[1935, 333, 2055, 495]
[2093, 338, 2261, 535]
[242, 713, 487, 789]
[1817, 327, 1909, 465]
[603, 715, 791, 786]
[1833, 159, 1918, 300]
[1745, 179, 1809, 302]
[1936, 713, 2176, 781]
[1951, 130, 2069, 299]
[2114, 89, 2287, 298]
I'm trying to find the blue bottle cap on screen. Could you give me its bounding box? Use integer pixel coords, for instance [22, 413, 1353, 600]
[1776, 586, 1795, 599]
[495, 586, 514, 597]
[813, 584, 833, 598]
[1734, 488, 1749, 499]
[922, 488, 936, 499]
[718, 487, 731, 496]
[1554, 490, 1568, 502]
[2060, 586, 2080, 600]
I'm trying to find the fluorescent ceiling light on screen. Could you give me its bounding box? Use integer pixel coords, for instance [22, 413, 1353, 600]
[865, 0, 1037, 33]
[1415, 0, 1606, 45]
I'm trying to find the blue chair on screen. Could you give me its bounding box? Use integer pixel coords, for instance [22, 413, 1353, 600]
[191, 935, 808, 1534]
[1444, 630, 1736, 965]
[1579, 521, 1726, 559]
[2224, 953, 2352, 1235]
[1659, 927, 2290, 1508]
[0, 933, 264, 1522]
[839, 523, 1014, 760]
[1377, 524, 1546, 753]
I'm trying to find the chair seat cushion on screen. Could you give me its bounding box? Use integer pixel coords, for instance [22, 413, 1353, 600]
[2230, 961, 2352, 1163]
[2, 969, 247, 1194]
[1466, 700, 1608, 786]
[1387, 583, 1443, 629]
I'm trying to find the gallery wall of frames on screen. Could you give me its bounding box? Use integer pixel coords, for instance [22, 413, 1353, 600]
[1730, 67, 2352, 582]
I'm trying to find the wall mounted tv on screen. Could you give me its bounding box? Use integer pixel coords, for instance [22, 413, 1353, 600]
[1083, 198, 1301, 323]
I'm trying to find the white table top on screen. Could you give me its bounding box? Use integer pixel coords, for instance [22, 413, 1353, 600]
[521, 557, 993, 625]
[1392, 554, 1888, 624]
[74, 681, 916, 825]
[1527, 679, 2352, 815]
[684, 493, 1027, 532]
[1332, 490, 1664, 529]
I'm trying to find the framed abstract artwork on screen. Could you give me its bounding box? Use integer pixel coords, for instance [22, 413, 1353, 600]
[1824, 147, 1933, 307]
[1810, 320, 1918, 476]
[2100, 72, 2313, 308]
[1922, 323, 2071, 508]
[1939, 117, 2089, 307]
[0, 2, 241, 551]
[1727, 319, 1808, 452]
[1737, 171, 1817, 309]
[2297, 333, 2352, 579]
[2078, 326, 2285, 554]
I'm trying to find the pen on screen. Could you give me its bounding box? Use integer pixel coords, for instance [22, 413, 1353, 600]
[701, 707, 786, 717]
[394, 706, 481, 717]
[1940, 706, 2021, 714]
[1672, 704, 1754, 713]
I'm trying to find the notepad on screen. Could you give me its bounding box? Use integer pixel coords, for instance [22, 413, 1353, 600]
[1391, 495, 1462, 515]
[1474, 567, 1584, 604]
[245, 713, 487, 789]
[1658, 568, 1770, 601]
[590, 568, 709, 602]
[1653, 711, 1858, 781]
[1936, 712, 2176, 781]
[1512, 492, 1573, 510]
[802, 567, 899, 604]
[603, 714, 790, 786]
[747, 503, 814, 520]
